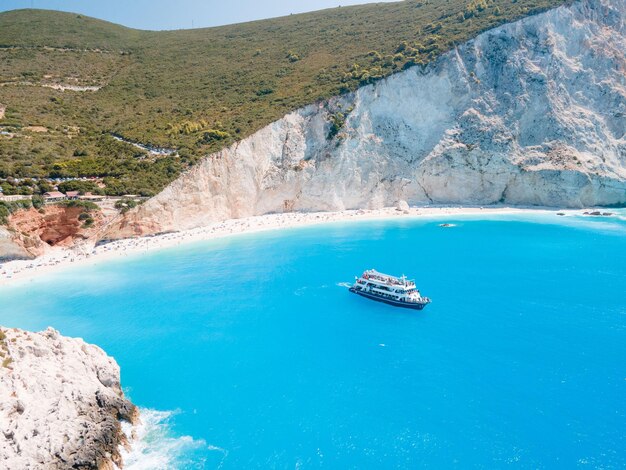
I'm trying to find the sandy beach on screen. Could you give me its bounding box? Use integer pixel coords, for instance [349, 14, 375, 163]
[0, 205, 579, 286]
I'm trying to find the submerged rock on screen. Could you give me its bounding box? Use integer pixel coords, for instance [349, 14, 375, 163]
[0, 327, 137, 469]
[583, 210, 614, 216]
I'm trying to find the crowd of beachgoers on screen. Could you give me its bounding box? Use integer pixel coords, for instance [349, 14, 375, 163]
[0, 206, 591, 285]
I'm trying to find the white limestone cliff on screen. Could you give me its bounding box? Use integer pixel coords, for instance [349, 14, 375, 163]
[108, 0, 625, 238]
[0, 227, 34, 262]
[0, 327, 137, 469]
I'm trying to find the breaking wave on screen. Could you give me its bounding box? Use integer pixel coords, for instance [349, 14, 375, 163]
[119, 408, 218, 470]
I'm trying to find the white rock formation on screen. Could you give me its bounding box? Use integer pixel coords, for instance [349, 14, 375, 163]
[107, 0, 625, 238]
[0, 327, 136, 469]
[396, 200, 410, 212]
[0, 227, 33, 262]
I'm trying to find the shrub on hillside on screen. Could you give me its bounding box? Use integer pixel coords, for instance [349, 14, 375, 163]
[200, 129, 231, 143]
[0, 199, 33, 224]
[114, 198, 139, 214]
[327, 112, 346, 140]
[59, 200, 99, 212]
[31, 195, 44, 209]
[286, 50, 300, 62]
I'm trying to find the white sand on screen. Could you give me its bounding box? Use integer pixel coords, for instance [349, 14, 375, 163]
[0, 206, 574, 286]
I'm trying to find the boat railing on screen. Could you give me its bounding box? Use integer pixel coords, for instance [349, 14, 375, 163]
[362, 273, 411, 286]
[368, 288, 430, 304]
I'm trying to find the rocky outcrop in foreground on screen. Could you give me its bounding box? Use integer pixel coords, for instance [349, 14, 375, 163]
[106, 0, 625, 239]
[0, 327, 137, 469]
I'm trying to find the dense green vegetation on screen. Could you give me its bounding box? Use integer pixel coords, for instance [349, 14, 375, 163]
[56, 180, 101, 194]
[0, 198, 33, 224]
[1, 178, 51, 195]
[0, 197, 100, 225]
[0, 0, 565, 195]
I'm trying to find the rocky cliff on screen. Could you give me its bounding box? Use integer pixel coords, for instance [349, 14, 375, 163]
[0, 327, 137, 469]
[0, 205, 106, 262]
[0, 227, 33, 262]
[106, 0, 625, 238]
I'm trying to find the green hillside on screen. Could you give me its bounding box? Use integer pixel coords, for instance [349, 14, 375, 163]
[0, 0, 565, 196]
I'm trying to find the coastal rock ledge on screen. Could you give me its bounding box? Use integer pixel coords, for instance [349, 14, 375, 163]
[0, 327, 137, 470]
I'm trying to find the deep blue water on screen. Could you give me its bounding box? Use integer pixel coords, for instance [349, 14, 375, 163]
[1, 213, 625, 469]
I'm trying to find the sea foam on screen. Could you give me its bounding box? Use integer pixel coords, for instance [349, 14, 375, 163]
[119, 408, 210, 470]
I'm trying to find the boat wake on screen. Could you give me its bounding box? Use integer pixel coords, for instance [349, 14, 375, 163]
[119, 408, 218, 470]
[337, 282, 352, 288]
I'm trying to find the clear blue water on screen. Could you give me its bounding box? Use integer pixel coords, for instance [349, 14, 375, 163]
[1, 213, 625, 469]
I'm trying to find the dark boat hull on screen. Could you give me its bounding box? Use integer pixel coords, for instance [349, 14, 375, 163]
[349, 287, 429, 310]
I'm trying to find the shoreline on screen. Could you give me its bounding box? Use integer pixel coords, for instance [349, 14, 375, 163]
[0, 205, 606, 287]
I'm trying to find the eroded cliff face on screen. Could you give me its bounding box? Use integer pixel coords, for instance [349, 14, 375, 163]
[0, 327, 137, 470]
[0, 206, 105, 261]
[107, 0, 625, 238]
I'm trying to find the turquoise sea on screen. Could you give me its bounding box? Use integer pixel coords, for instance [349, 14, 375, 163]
[1, 212, 625, 469]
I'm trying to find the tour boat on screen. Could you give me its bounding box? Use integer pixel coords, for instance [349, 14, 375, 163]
[349, 269, 431, 310]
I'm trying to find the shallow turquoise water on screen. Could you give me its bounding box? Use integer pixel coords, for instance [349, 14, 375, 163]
[1, 213, 625, 468]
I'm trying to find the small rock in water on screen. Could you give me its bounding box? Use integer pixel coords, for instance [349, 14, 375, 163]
[556, 212, 566, 216]
[584, 211, 613, 217]
[439, 223, 456, 228]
